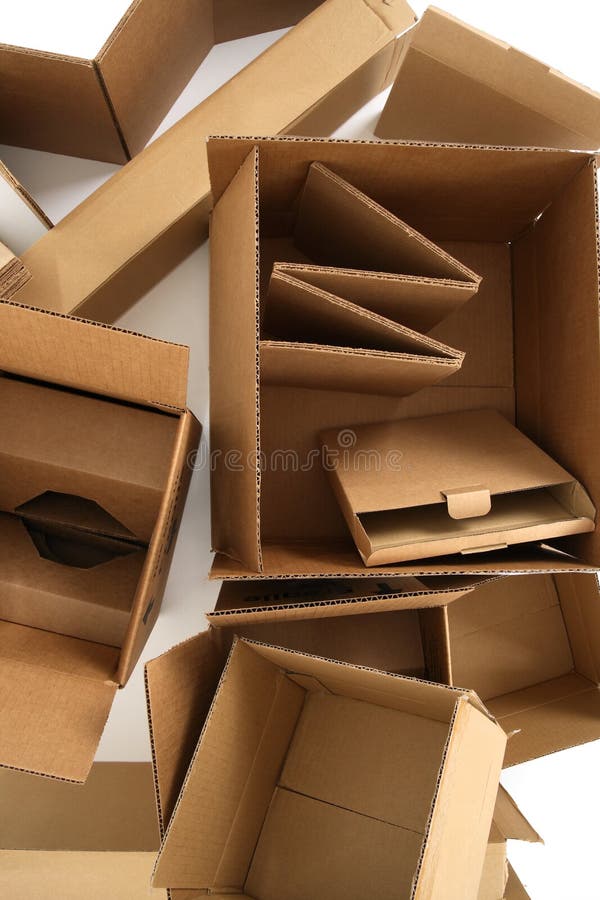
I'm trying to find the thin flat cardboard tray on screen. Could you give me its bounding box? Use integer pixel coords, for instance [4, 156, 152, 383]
[207, 136, 600, 580]
[9, 0, 416, 323]
[320, 409, 595, 566]
[0, 300, 200, 782]
[260, 160, 480, 395]
[146, 633, 506, 899]
[0, 0, 327, 162]
[376, 6, 600, 150]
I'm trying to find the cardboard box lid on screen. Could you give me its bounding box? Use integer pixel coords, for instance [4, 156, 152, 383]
[151, 637, 505, 895]
[0, 300, 189, 411]
[321, 409, 586, 515]
[0, 161, 52, 256]
[0, 638, 118, 782]
[376, 6, 600, 151]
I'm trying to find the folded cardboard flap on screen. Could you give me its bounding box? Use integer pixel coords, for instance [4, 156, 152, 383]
[479, 786, 540, 900]
[207, 136, 600, 579]
[0, 161, 52, 257]
[376, 6, 600, 150]
[12, 0, 415, 323]
[0, 241, 31, 300]
[321, 409, 595, 565]
[448, 572, 600, 765]
[151, 638, 505, 899]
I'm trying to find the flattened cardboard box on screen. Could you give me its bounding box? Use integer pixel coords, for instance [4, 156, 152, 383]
[0, 0, 326, 162]
[207, 136, 600, 580]
[10, 0, 415, 323]
[0, 300, 200, 782]
[376, 6, 600, 150]
[146, 633, 506, 899]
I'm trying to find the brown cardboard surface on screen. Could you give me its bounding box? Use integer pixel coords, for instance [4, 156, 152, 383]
[208, 136, 600, 578]
[12, 0, 414, 321]
[376, 7, 600, 150]
[0, 851, 166, 900]
[0, 242, 30, 299]
[0, 762, 159, 850]
[150, 638, 505, 897]
[448, 573, 600, 764]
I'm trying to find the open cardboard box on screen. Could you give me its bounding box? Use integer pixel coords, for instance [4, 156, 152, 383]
[9, 0, 416, 323]
[376, 6, 600, 150]
[445, 572, 600, 767]
[320, 410, 595, 566]
[146, 632, 506, 900]
[0, 300, 200, 782]
[0, 0, 327, 163]
[208, 136, 600, 580]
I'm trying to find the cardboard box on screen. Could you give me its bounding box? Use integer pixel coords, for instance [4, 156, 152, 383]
[146, 634, 505, 899]
[261, 161, 481, 395]
[0, 0, 327, 162]
[0, 300, 200, 782]
[446, 572, 600, 766]
[320, 410, 595, 565]
[10, 0, 415, 323]
[480, 786, 540, 900]
[207, 136, 600, 579]
[375, 6, 600, 150]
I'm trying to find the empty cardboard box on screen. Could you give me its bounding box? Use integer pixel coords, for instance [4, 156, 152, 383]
[446, 572, 600, 766]
[320, 409, 595, 565]
[147, 635, 506, 899]
[0, 300, 200, 782]
[260, 161, 480, 395]
[0, 0, 327, 162]
[376, 6, 600, 150]
[10, 0, 416, 323]
[207, 136, 600, 580]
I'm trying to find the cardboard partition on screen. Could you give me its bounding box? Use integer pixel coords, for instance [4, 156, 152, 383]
[148, 636, 505, 899]
[10, 0, 415, 324]
[376, 6, 600, 150]
[447, 573, 600, 765]
[207, 136, 600, 580]
[260, 161, 480, 395]
[0, 301, 200, 782]
[321, 410, 595, 565]
[208, 574, 496, 625]
[0, 0, 328, 162]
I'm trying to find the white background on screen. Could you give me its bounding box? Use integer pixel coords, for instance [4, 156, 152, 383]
[2, 2, 600, 897]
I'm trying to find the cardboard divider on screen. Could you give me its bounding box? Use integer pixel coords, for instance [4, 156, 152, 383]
[151, 637, 505, 898]
[446, 573, 600, 765]
[208, 136, 600, 579]
[259, 161, 478, 395]
[376, 6, 600, 150]
[0, 301, 200, 781]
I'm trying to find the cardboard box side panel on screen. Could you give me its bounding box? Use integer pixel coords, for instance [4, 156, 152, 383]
[0, 851, 166, 900]
[210, 148, 262, 571]
[514, 161, 600, 566]
[0, 762, 159, 850]
[0, 301, 189, 409]
[0, 620, 119, 680]
[118, 412, 201, 684]
[145, 632, 229, 836]
[213, 0, 325, 42]
[555, 573, 600, 683]
[153, 641, 304, 889]
[99, 0, 215, 157]
[477, 840, 508, 900]
[406, 7, 600, 146]
[415, 700, 506, 899]
[0, 656, 116, 782]
[0, 47, 126, 163]
[16, 0, 402, 322]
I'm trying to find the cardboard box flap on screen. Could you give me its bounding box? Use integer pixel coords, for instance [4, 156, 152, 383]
[321, 409, 587, 514]
[493, 785, 541, 844]
[376, 6, 600, 151]
[0, 301, 188, 410]
[0, 160, 52, 256]
[0, 243, 30, 300]
[145, 631, 228, 836]
[212, 0, 326, 42]
[0, 655, 116, 782]
[505, 864, 530, 900]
